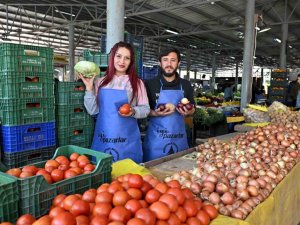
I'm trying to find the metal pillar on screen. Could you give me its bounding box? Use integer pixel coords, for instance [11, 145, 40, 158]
[69, 23, 75, 81]
[241, 0, 255, 110]
[280, 22, 288, 69]
[106, 0, 125, 53]
[186, 49, 191, 80]
[211, 54, 216, 92]
[235, 62, 239, 89]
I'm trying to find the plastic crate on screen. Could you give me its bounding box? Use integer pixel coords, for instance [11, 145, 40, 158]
[2, 146, 56, 169]
[0, 43, 53, 73]
[55, 81, 85, 105]
[271, 71, 288, 78]
[0, 122, 56, 153]
[270, 80, 288, 87]
[0, 145, 112, 218]
[0, 173, 19, 223]
[0, 98, 55, 126]
[268, 88, 287, 96]
[83, 50, 109, 67]
[56, 104, 94, 127]
[0, 71, 54, 99]
[56, 124, 94, 148]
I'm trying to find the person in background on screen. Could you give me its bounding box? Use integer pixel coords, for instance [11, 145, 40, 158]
[224, 83, 233, 101]
[143, 47, 195, 162]
[78, 41, 150, 163]
[290, 74, 300, 108]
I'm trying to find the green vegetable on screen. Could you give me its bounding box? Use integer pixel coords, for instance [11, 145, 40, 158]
[74, 61, 100, 78]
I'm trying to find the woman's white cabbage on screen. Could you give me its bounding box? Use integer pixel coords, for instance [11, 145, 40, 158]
[74, 61, 100, 78]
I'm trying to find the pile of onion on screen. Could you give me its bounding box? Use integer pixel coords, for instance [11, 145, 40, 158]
[165, 123, 300, 219]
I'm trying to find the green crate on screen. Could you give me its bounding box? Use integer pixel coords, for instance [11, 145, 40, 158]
[83, 50, 109, 67]
[269, 88, 287, 96]
[56, 124, 94, 148]
[0, 98, 55, 126]
[271, 71, 288, 78]
[0, 43, 53, 73]
[0, 71, 54, 99]
[0, 173, 19, 223]
[55, 81, 85, 105]
[56, 104, 94, 127]
[0, 145, 112, 218]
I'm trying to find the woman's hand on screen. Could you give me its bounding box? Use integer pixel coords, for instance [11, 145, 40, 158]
[118, 108, 136, 117]
[77, 73, 97, 91]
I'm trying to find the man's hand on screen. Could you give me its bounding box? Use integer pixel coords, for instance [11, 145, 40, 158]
[150, 107, 175, 117]
[176, 106, 195, 116]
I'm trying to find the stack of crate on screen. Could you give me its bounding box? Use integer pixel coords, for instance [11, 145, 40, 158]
[0, 43, 56, 169]
[55, 81, 95, 148]
[83, 50, 108, 77]
[268, 70, 289, 104]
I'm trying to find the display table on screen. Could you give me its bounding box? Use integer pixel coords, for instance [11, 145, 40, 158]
[112, 146, 300, 225]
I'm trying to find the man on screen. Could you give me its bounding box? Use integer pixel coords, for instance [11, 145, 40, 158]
[143, 47, 195, 162]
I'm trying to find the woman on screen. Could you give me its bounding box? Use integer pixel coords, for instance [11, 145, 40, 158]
[78, 41, 150, 163]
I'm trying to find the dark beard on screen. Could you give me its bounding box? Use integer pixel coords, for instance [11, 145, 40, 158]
[161, 67, 177, 77]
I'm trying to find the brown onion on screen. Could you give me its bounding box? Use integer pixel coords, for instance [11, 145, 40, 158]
[247, 185, 259, 197]
[216, 182, 229, 194]
[220, 192, 235, 205]
[219, 206, 231, 216]
[209, 192, 221, 204]
[202, 181, 215, 192]
[231, 209, 245, 219]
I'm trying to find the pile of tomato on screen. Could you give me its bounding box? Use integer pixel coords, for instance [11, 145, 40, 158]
[5, 152, 95, 183]
[3, 173, 218, 225]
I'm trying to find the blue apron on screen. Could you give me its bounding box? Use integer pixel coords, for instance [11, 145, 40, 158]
[91, 88, 142, 163]
[143, 82, 189, 162]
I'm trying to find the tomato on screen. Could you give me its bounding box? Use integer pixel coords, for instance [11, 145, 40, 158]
[107, 222, 125, 225]
[62, 195, 80, 211]
[154, 182, 169, 194]
[97, 183, 110, 193]
[196, 210, 210, 225]
[159, 194, 179, 212]
[127, 188, 142, 200]
[64, 169, 78, 179]
[166, 188, 184, 205]
[70, 199, 90, 216]
[95, 191, 113, 204]
[167, 214, 181, 225]
[139, 200, 148, 208]
[140, 182, 152, 196]
[6, 168, 22, 177]
[82, 189, 97, 203]
[127, 218, 145, 225]
[19, 171, 34, 178]
[69, 167, 83, 175]
[75, 215, 90, 225]
[22, 165, 39, 175]
[148, 179, 159, 188]
[90, 215, 108, 225]
[145, 189, 161, 204]
[93, 202, 112, 217]
[51, 211, 76, 225]
[32, 215, 51, 225]
[55, 156, 70, 165]
[70, 153, 80, 161]
[181, 188, 194, 200]
[194, 199, 203, 211]
[36, 170, 53, 184]
[49, 206, 65, 218]
[108, 206, 131, 224]
[119, 104, 131, 115]
[0, 222, 14, 225]
[175, 207, 187, 223]
[77, 155, 89, 162]
[45, 159, 60, 169]
[183, 199, 198, 217]
[124, 199, 142, 214]
[84, 164, 95, 172]
[51, 169, 64, 182]
[202, 205, 218, 219]
[78, 159, 90, 169]
[121, 181, 129, 190]
[16, 214, 36, 225]
[186, 217, 201, 225]
[128, 174, 144, 188]
[52, 194, 66, 207]
[69, 161, 79, 168]
[149, 201, 171, 220]
[166, 180, 181, 189]
[58, 164, 70, 171]
[155, 221, 168, 225]
[112, 190, 131, 206]
[135, 208, 156, 225]
[107, 182, 124, 194]
[142, 174, 154, 182]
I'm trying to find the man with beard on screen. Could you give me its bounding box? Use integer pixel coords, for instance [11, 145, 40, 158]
[143, 47, 195, 162]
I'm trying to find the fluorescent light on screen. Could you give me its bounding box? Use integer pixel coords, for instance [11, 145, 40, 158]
[255, 26, 260, 31]
[289, 45, 293, 49]
[189, 44, 197, 49]
[230, 56, 235, 59]
[166, 29, 179, 35]
[258, 27, 271, 33]
[167, 38, 176, 43]
[124, 16, 127, 19]
[274, 38, 281, 43]
[55, 9, 75, 17]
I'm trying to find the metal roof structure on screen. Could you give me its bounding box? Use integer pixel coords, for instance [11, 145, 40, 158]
[1, 0, 300, 72]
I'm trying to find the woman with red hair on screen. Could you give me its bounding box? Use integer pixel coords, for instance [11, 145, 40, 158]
[79, 41, 150, 163]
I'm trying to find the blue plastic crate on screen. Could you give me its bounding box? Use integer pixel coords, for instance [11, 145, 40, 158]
[0, 122, 56, 153]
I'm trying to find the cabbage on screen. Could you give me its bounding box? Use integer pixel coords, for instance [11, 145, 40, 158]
[74, 61, 100, 78]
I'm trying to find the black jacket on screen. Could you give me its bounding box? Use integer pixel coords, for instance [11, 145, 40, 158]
[144, 72, 195, 109]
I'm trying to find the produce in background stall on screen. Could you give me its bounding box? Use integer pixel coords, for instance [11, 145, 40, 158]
[7, 173, 218, 225]
[164, 123, 300, 220]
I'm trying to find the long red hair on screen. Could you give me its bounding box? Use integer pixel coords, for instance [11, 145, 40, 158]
[99, 41, 141, 104]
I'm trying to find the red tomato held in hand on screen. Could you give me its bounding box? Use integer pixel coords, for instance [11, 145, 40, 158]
[119, 104, 131, 115]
